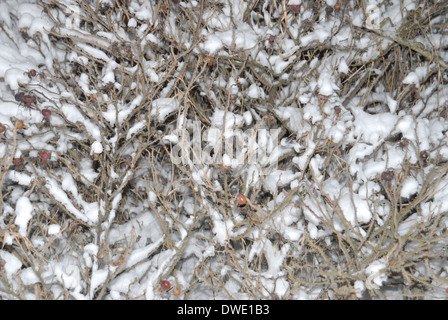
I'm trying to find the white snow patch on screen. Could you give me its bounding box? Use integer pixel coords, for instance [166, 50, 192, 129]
[365, 258, 387, 289]
[15, 197, 34, 237]
[337, 191, 372, 229]
[48, 224, 61, 235]
[151, 98, 179, 122]
[400, 177, 419, 198]
[91, 141, 103, 155]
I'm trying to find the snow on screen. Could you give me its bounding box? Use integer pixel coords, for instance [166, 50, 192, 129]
[247, 83, 266, 99]
[0, 251, 22, 278]
[20, 267, 40, 286]
[8, 170, 33, 186]
[200, 34, 223, 55]
[125, 237, 165, 269]
[0, 0, 446, 301]
[365, 258, 388, 289]
[338, 57, 349, 74]
[91, 141, 103, 155]
[403, 72, 420, 87]
[151, 98, 179, 122]
[318, 71, 338, 96]
[15, 197, 34, 237]
[4, 68, 29, 91]
[400, 177, 419, 198]
[47, 224, 61, 235]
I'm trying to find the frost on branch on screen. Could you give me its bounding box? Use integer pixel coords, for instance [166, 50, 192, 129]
[0, 0, 447, 300]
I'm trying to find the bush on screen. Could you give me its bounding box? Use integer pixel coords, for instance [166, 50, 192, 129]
[0, 0, 447, 299]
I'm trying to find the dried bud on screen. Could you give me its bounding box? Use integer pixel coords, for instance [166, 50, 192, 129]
[334, 2, 341, 11]
[13, 156, 24, 166]
[381, 170, 394, 181]
[172, 287, 181, 297]
[400, 137, 409, 147]
[76, 121, 86, 131]
[420, 150, 428, 160]
[15, 119, 26, 130]
[97, 251, 106, 259]
[15, 92, 25, 102]
[334, 105, 341, 114]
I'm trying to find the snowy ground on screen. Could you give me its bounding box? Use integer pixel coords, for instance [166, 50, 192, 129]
[0, 0, 447, 299]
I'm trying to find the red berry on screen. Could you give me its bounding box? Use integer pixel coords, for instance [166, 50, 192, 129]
[23, 95, 35, 104]
[236, 193, 247, 207]
[290, 4, 301, 13]
[29, 69, 37, 77]
[42, 109, 52, 119]
[161, 280, 171, 290]
[39, 151, 50, 161]
[269, 35, 276, 42]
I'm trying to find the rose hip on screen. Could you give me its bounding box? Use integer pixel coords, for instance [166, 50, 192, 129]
[23, 95, 36, 104]
[42, 109, 52, 120]
[39, 151, 51, 161]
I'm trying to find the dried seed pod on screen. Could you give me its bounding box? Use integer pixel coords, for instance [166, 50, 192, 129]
[381, 170, 394, 181]
[15, 119, 26, 129]
[0, 123, 6, 134]
[172, 287, 181, 297]
[15, 92, 25, 102]
[334, 1, 341, 11]
[112, 256, 123, 266]
[25, 69, 37, 78]
[420, 150, 428, 160]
